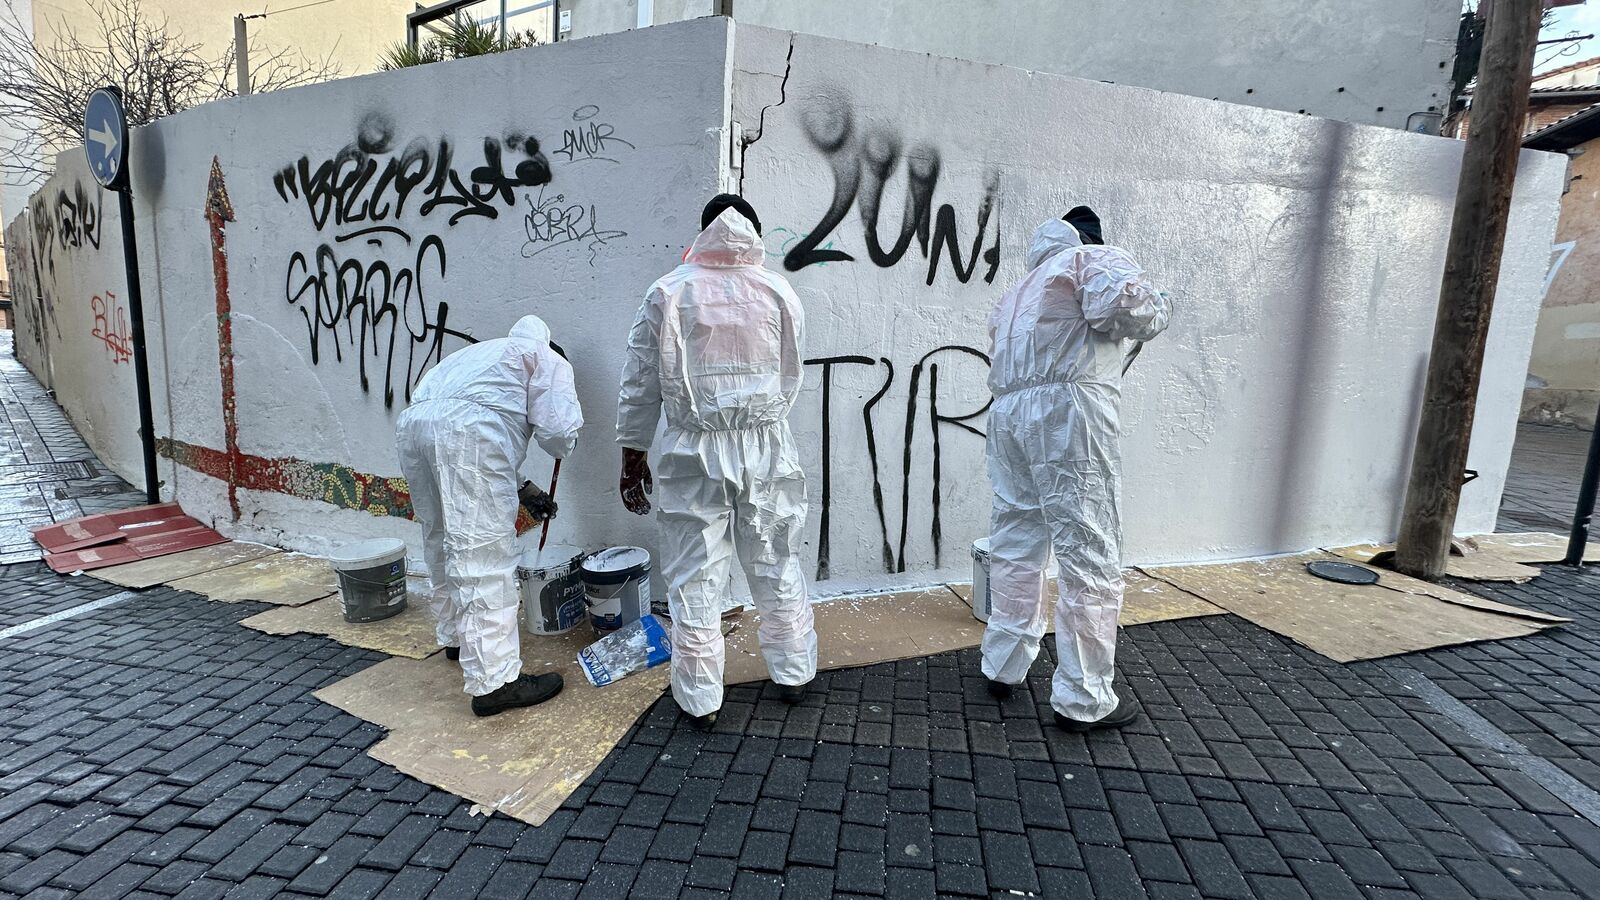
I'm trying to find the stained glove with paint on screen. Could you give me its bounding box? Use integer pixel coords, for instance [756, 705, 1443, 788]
[396, 313, 583, 701]
[980, 213, 1170, 726]
[615, 200, 817, 720]
[517, 480, 558, 522]
[619, 448, 653, 515]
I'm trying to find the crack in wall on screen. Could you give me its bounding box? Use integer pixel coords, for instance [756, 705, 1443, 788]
[737, 34, 796, 192]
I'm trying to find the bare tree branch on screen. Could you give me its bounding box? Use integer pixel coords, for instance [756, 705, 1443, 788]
[0, 0, 339, 183]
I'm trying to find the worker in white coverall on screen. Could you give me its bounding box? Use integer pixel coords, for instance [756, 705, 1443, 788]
[981, 207, 1171, 732]
[396, 314, 583, 717]
[616, 194, 818, 730]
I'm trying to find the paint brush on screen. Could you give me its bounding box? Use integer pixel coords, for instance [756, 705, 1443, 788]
[538, 459, 561, 552]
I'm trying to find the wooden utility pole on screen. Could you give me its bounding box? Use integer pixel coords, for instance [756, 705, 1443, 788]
[1395, 0, 1542, 579]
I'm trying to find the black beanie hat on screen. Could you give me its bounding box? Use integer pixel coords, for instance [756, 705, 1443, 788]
[702, 193, 762, 235]
[1063, 205, 1103, 245]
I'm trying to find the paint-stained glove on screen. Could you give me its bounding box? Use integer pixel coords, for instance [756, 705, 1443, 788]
[518, 481, 558, 522]
[620, 448, 653, 516]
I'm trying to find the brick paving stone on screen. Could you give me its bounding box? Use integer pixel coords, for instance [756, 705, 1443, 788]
[5, 382, 1600, 898]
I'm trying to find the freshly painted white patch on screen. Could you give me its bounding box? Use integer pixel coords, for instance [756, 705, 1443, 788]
[1562, 321, 1600, 340]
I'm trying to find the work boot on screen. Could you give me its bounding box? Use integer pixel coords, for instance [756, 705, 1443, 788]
[444, 646, 460, 661]
[777, 681, 808, 704]
[471, 673, 564, 718]
[1052, 684, 1141, 733]
[685, 709, 719, 731]
[986, 679, 1013, 699]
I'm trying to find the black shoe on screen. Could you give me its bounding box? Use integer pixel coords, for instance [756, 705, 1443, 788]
[686, 710, 719, 730]
[986, 679, 1013, 699]
[777, 682, 808, 704]
[444, 646, 460, 661]
[1053, 685, 1141, 732]
[471, 673, 563, 717]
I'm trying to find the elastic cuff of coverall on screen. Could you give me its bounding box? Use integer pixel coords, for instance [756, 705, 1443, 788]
[672, 680, 724, 717]
[466, 662, 523, 697]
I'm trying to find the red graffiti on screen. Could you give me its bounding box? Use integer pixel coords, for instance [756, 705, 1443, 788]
[90, 291, 132, 364]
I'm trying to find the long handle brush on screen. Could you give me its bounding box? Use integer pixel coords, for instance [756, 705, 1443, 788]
[538, 459, 562, 552]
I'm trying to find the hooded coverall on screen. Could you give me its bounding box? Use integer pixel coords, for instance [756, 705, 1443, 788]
[980, 219, 1171, 721]
[616, 209, 818, 717]
[396, 315, 583, 696]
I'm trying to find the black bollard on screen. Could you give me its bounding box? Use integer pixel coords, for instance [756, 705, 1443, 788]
[1563, 400, 1600, 566]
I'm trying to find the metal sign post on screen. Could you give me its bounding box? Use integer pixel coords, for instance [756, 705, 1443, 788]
[85, 86, 160, 504]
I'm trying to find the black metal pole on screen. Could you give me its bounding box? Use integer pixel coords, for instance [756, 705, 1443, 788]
[117, 188, 160, 504]
[1563, 398, 1600, 565]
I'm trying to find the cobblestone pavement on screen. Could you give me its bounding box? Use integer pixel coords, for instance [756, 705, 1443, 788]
[0, 331, 146, 564]
[4, 336, 1600, 899]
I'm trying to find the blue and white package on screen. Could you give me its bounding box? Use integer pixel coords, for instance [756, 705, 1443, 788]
[577, 614, 672, 687]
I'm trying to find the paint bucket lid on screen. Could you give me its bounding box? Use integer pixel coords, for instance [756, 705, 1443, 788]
[520, 542, 584, 574]
[1305, 560, 1379, 585]
[972, 538, 991, 562]
[328, 538, 407, 572]
[581, 546, 651, 584]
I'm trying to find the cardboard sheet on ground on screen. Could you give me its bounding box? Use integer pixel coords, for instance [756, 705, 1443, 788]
[241, 596, 440, 658]
[1330, 542, 1542, 583]
[87, 541, 278, 589]
[315, 628, 668, 826]
[169, 552, 339, 605]
[1143, 552, 1561, 663]
[724, 574, 1224, 684]
[316, 576, 1224, 825]
[1465, 532, 1600, 565]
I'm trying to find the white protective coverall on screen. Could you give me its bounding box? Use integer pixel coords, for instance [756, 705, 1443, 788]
[396, 315, 582, 696]
[616, 209, 818, 717]
[981, 219, 1170, 721]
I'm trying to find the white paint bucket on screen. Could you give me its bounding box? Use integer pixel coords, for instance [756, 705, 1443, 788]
[517, 542, 587, 636]
[581, 546, 652, 636]
[969, 538, 993, 623]
[328, 538, 408, 623]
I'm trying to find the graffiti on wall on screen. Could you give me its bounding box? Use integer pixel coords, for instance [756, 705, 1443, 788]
[807, 345, 991, 580]
[271, 112, 548, 406]
[553, 105, 636, 164]
[22, 179, 107, 349]
[520, 186, 628, 263]
[90, 291, 132, 364]
[783, 97, 1002, 287]
[165, 158, 541, 533]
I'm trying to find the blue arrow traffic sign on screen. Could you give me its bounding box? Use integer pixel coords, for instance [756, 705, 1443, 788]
[84, 86, 128, 190]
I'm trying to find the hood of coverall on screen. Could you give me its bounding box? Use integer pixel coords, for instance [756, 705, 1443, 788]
[507, 314, 552, 347]
[1024, 218, 1086, 271]
[684, 209, 765, 268]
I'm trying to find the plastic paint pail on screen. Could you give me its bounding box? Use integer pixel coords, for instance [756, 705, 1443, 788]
[969, 538, 993, 623]
[329, 538, 409, 623]
[581, 546, 652, 635]
[517, 542, 587, 635]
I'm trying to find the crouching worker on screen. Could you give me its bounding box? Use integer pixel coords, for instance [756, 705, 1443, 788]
[396, 314, 583, 717]
[981, 207, 1171, 732]
[616, 194, 818, 730]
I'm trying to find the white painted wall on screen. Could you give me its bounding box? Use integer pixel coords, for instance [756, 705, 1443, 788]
[565, 0, 1460, 130]
[3, 18, 1565, 598]
[732, 25, 1563, 586]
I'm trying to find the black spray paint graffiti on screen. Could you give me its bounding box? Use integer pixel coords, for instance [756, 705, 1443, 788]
[275, 113, 553, 406]
[785, 100, 1001, 286]
[273, 113, 553, 228]
[23, 180, 105, 346]
[521, 186, 628, 265]
[283, 234, 474, 408]
[554, 105, 636, 164]
[808, 346, 991, 580]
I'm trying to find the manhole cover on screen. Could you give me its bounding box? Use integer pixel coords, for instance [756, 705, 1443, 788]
[0, 460, 97, 485]
[1305, 560, 1379, 585]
